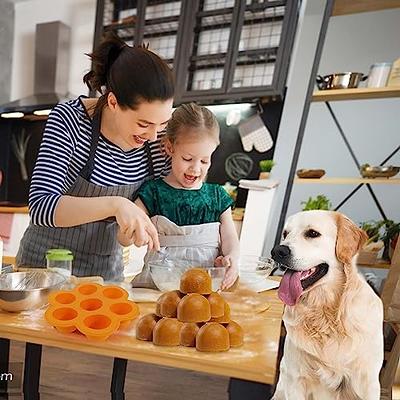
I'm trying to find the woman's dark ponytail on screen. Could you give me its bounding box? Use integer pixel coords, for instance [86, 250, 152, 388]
[83, 32, 126, 94]
[83, 32, 174, 115]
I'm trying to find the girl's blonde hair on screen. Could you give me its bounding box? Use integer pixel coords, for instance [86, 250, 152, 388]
[165, 103, 220, 145]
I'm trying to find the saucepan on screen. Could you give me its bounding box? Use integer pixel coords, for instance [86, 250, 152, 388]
[316, 72, 367, 90]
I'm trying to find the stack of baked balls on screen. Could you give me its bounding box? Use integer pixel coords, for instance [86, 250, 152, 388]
[136, 268, 244, 352]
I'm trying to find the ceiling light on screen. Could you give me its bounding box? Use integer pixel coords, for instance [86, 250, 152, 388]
[33, 109, 52, 116]
[1, 112, 24, 119]
[205, 103, 253, 114]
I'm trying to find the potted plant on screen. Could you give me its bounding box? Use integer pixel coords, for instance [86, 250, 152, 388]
[259, 159, 275, 179]
[301, 195, 331, 211]
[381, 220, 400, 261]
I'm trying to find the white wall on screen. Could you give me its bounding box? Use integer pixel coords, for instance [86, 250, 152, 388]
[286, 8, 400, 225]
[11, 0, 96, 100]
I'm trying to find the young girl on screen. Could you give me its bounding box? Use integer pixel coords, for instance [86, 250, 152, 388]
[123, 103, 239, 290]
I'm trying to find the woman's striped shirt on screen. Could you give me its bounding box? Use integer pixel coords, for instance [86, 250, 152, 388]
[29, 97, 170, 227]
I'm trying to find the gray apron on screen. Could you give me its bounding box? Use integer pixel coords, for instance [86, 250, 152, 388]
[131, 215, 220, 289]
[16, 110, 154, 281]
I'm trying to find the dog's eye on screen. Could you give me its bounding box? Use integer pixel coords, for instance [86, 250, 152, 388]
[304, 229, 321, 238]
[282, 230, 288, 239]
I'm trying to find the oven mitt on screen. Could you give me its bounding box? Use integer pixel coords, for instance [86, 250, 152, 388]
[238, 114, 273, 153]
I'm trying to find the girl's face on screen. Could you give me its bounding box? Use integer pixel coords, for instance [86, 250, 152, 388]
[165, 133, 218, 189]
[108, 93, 174, 149]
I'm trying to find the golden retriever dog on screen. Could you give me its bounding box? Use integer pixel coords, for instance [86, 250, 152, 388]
[270, 210, 383, 400]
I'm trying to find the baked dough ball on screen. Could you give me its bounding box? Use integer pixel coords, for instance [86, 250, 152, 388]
[177, 293, 211, 323]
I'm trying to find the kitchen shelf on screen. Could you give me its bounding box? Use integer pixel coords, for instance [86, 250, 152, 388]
[332, 0, 400, 16]
[312, 87, 400, 102]
[194, 14, 284, 32]
[104, 21, 136, 32]
[358, 259, 391, 269]
[294, 177, 400, 185]
[0, 206, 29, 213]
[245, 1, 286, 12]
[191, 48, 278, 64]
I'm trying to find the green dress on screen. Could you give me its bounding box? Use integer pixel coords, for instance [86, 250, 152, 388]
[137, 178, 233, 226]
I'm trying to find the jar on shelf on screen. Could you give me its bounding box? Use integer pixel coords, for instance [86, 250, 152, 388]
[367, 62, 392, 88]
[46, 249, 73, 277]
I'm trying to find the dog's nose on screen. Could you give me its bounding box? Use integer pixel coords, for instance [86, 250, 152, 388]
[271, 245, 291, 262]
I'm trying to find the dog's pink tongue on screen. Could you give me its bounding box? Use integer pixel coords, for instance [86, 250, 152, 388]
[278, 270, 303, 306]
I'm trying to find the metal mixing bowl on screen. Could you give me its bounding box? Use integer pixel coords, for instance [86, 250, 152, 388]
[0, 271, 66, 312]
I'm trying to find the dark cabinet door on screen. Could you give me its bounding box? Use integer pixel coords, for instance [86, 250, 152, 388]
[100, 0, 186, 85]
[176, 0, 243, 103]
[176, 0, 298, 103]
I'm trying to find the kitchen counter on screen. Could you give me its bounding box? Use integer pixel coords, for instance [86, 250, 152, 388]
[0, 206, 29, 214]
[0, 283, 284, 392]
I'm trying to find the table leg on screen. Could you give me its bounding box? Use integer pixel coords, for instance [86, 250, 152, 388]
[23, 343, 42, 397]
[110, 358, 127, 395]
[0, 338, 10, 394]
[111, 393, 125, 400]
[228, 378, 274, 400]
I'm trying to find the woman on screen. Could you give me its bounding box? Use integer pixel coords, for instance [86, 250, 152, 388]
[16, 33, 174, 281]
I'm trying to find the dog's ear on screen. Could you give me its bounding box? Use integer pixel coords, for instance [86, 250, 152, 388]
[335, 213, 368, 265]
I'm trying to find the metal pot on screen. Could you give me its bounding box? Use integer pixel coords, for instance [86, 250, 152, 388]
[316, 72, 367, 90]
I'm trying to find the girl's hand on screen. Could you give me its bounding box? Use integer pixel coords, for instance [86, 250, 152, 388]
[113, 197, 160, 251]
[214, 255, 239, 290]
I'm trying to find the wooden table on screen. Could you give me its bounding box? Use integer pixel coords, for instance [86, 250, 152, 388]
[0, 285, 284, 399]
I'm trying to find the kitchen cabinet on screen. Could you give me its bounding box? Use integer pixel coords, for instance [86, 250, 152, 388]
[100, 0, 187, 84]
[94, 0, 299, 104]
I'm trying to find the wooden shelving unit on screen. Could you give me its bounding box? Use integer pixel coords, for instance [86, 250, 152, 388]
[312, 86, 400, 102]
[295, 177, 400, 185]
[275, 1, 400, 394]
[332, 0, 400, 16]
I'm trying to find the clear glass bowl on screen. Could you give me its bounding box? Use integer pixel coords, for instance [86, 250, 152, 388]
[239, 255, 276, 275]
[149, 258, 226, 292]
[238, 255, 277, 289]
[148, 255, 277, 292]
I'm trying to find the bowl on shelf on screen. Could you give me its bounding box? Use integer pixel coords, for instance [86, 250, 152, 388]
[316, 72, 367, 90]
[296, 169, 326, 179]
[360, 165, 399, 179]
[0, 271, 66, 312]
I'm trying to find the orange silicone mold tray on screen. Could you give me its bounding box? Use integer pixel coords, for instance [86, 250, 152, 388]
[45, 283, 139, 341]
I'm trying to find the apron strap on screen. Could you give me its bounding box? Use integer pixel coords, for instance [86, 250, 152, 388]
[80, 110, 101, 180]
[144, 141, 155, 177]
[80, 108, 155, 181]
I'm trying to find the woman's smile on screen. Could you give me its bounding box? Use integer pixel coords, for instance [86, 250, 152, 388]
[133, 135, 147, 145]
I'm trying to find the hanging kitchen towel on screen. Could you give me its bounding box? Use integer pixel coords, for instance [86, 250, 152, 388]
[0, 213, 14, 244]
[238, 114, 274, 153]
[239, 179, 280, 191]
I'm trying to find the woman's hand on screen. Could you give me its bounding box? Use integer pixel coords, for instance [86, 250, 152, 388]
[214, 255, 239, 290]
[112, 197, 160, 251]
